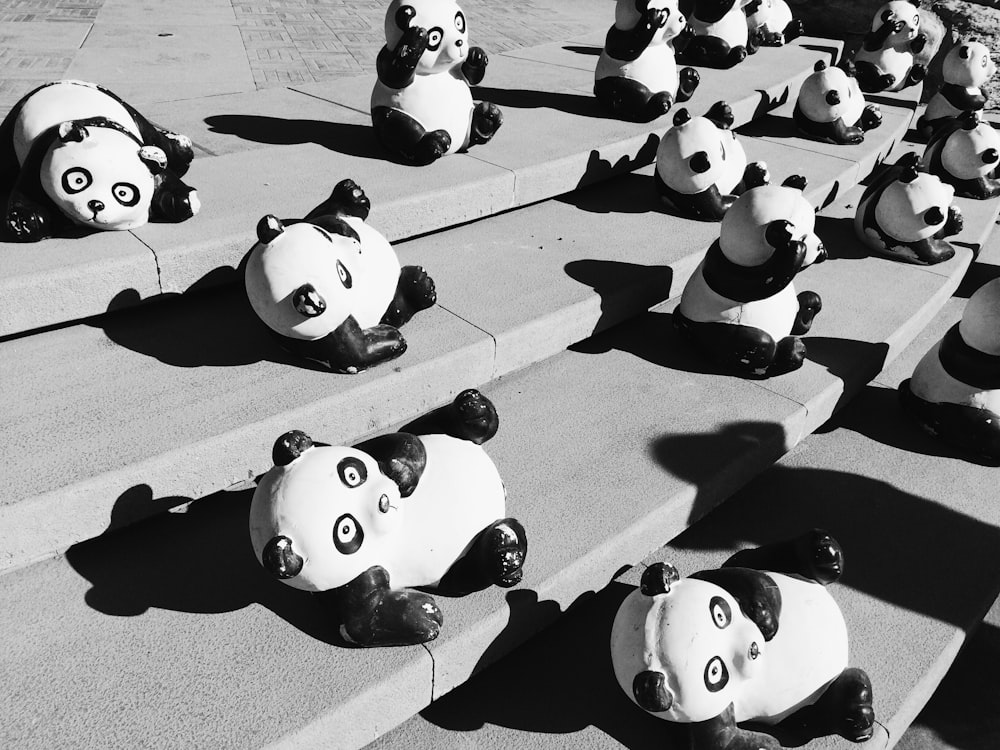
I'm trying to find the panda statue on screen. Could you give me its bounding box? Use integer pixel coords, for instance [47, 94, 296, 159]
[854, 151, 964, 265]
[676, 0, 751, 69]
[744, 0, 803, 49]
[371, 0, 502, 165]
[594, 0, 701, 123]
[0, 79, 198, 242]
[249, 388, 528, 647]
[673, 172, 826, 377]
[244, 179, 437, 374]
[611, 530, 876, 749]
[917, 41, 995, 138]
[899, 279, 1000, 462]
[793, 61, 883, 144]
[921, 109, 1000, 199]
[654, 101, 767, 221]
[852, 1, 927, 93]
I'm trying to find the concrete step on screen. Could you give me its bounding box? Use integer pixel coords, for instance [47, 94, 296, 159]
[0, 35, 837, 337]
[365, 232, 1000, 750]
[4, 151, 997, 750]
[0, 89, 915, 575]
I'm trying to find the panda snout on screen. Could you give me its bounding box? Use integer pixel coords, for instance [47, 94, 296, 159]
[87, 199, 105, 215]
[262, 535, 304, 580]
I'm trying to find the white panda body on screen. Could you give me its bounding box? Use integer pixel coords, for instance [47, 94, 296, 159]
[925, 42, 995, 122]
[798, 66, 866, 127]
[611, 573, 848, 725]
[596, 43, 679, 96]
[690, 7, 748, 49]
[342, 215, 402, 327]
[656, 115, 747, 196]
[679, 260, 799, 341]
[910, 341, 1000, 413]
[924, 86, 977, 123]
[930, 122, 1000, 181]
[372, 70, 473, 155]
[746, 0, 793, 35]
[11, 80, 140, 164]
[855, 171, 955, 249]
[855, 46, 915, 92]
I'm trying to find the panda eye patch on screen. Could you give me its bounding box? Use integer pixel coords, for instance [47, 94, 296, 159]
[455, 11, 465, 32]
[704, 656, 729, 692]
[333, 513, 364, 555]
[336, 259, 353, 289]
[112, 182, 140, 207]
[337, 457, 367, 488]
[61, 167, 92, 195]
[426, 27, 444, 50]
[709, 596, 732, 629]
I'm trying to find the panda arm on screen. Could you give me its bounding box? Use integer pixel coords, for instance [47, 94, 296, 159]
[333, 565, 443, 647]
[2, 128, 68, 241]
[354, 432, 427, 498]
[376, 26, 429, 89]
[862, 17, 897, 52]
[939, 83, 987, 111]
[603, 7, 666, 62]
[689, 704, 783, 750]
[690, 568, 782, 641]
[149, 170, 198, 223]
[655, 171, 733, 220]
[461, 47, 489, 86]
[702, 230, 806, 303]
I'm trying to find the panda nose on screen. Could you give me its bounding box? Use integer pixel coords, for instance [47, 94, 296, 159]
[87, 199, 105, 214]
[455, 39, 463, 47]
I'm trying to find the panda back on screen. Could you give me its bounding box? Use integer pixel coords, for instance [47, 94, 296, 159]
[911, 341, 1000, 411]
[596, 44, 678, 95]
[13, 81, 139, 165]
[689, 8, 748, 47]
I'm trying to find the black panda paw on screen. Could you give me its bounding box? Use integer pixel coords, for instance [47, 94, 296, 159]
[450, 388, 499, 444]
[342, 588, 444, 647]
[784, 18, 804, 41]
[397, 25, 429, 67]
[156, 187, 200, 222]
[705, 100, 734, 130]
[833, 669, 876, 742]
[330, 178, 371, 220]
[760, 28, 784, 47]
[160, 131, 195, 172]
[743, 161, 770, 189]
[794, 528, 843, 584]
[771, 336, 806, 375]
[399, 265, 437, 310]
[463, 46, 489, 85]
[677, 66, 700, 101]
[5, 203, 52, 242]
[908, 64, 927, 84]
[470, 101, 503, 146]
[483, 518, 527, 588]
[944, 204, 964, 237]
[910, 33, 927, 54]
[646, 91, 674, 120]
[860, 103, 883, 131]
[415, 129, 451, 164]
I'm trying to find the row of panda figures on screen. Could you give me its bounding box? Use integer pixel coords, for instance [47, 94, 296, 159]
[2, 2, 998, 748]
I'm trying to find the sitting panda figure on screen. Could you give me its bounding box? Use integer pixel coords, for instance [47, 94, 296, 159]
[673, 172, 826, 377]
[744, 0, 803, 49]
[611, 530, 875, 749]
[793, 61, 883, 144]
[0, 79, 198, 242]
[677, 0, 751, 69]
[371, 0, 502, 165]
[921, 109, 1000, 199]
[594, 0, 701, 123]
[249, 389, 528, 647]
[654, 101, 767, 220]
[917, 41, 995, 138]
[244, 179, 437, 374]
[854, 151, 964, 265]
[899, 279, 1000, 462]
[853, 1, 927, 93]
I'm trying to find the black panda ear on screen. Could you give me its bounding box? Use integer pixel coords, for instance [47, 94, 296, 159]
[395, 4, 416, 29]
[923, 206, 944, 225]
[881, 9, 893, 22]
[689, 151, 711, 174]
[272, 430, 314, 466]
[959, 45, 971, 59]
[257, 215, 284, 244]
[633, 670, 673, 712]
[640, 562, 681, 596]
[782, 174, 808, 191]
[814, 60, 827, 72]
[57, 121, 88, 143]
[900, 165, 921, 183]
[959, 110, 979, 130]
[138, 145, 168, 174]
[673, 108, 692, 127]
[983, 148, 999, 164]
[825, 90, 841, 105]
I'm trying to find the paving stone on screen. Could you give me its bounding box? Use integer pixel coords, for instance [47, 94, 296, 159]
[0, 19, 91, 48]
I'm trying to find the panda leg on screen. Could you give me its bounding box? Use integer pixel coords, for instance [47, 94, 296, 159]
[899, 379, 1000, 461]
[783, 18, 804, 42]
[372, 106, 451, 165]
[771, 335, 807, 375]
[306, 178, 371, 222]
[791, 290, 822, 335]
[779, 667, 875, 743]
[437, 517, 527, 595]
[469, 101, 503, 146]
[672, 310, 780, 376]
[149, 171, 199, 223]
[677, 67, 700, 103]
[679, 37, 744, 69]
[688, 704, 783, 750]
[594, 77, 672, 123]
[282, 315, 405, 373]
[381, 265, 437, 327]
[853, 61, 895, 93]
[904, 64, 927, 89]
[331, 565, 444, 647]
[859, 103, 883, 132]
[723, 528, 844, 585]
[398, 388, 500, 445]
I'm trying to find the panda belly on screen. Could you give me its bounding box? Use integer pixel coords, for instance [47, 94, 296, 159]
[679, 262, 798, 341]
[372, 72, 474, 155]
[342, 216, 400, 329]
[911, 342, 1000, 412]
[386, 434, 506, 589]
[596, 45, 678, 95]
[690, 10, 748, 47]
[12, 80, 140, 164]
[855, 47, 913, 91]
[735, 574, 848, 723]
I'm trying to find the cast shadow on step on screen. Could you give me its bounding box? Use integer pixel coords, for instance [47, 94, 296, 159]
[203, 114, 385, 161]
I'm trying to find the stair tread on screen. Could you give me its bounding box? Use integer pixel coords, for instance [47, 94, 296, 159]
[0, 36, 838, 337]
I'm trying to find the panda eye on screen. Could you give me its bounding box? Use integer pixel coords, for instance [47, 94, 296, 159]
[709, 596, 732, 629]
[337, 457, 367, 487]
[984, 56, 990, 68]
[704, 657, 729, 692]
[333, 513, 364, 555]
[336, 259, 353, 289]
[112, 182, 140, 207]
[61, 167, 92, 195]
[912, 14, 919, 26]
[454, 11, 465, 32]
[426, 27, 444, 50]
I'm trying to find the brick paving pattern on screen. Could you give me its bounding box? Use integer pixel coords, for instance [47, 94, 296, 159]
[0, 0, 592, 106]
